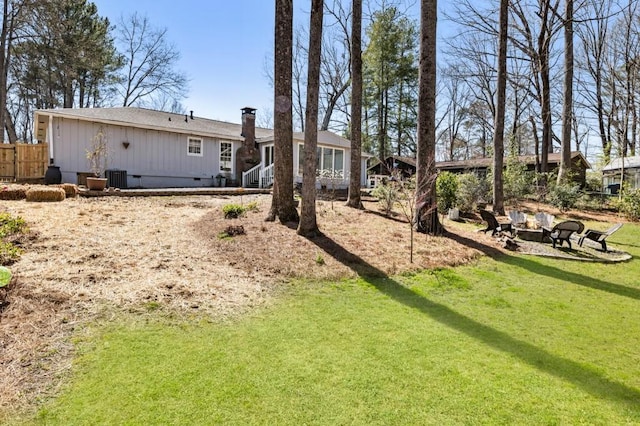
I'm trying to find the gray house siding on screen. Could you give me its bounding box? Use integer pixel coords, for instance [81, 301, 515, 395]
[52, 117, 235, 188]
[35, 107, 371, 189]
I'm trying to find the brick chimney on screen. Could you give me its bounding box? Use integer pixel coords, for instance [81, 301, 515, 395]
[236, 107, 260, 181]
[241, 107, 256, 148]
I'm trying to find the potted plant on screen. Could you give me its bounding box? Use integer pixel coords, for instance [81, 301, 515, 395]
[85, 128, 109, 190]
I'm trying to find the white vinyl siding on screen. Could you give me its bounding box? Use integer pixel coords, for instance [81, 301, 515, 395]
[187, 137, 203, 156]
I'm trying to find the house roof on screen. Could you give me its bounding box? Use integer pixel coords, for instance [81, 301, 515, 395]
[35, 107, 273, 142]
[437, 151, 591, 171]
[37, 107, 372, 156]
[294, 130, 350, 149]
[392, 155, 417, 167]
[603, 155, 640, 171]
[258, 130, 374, 157]
[367, 155, 416, 172]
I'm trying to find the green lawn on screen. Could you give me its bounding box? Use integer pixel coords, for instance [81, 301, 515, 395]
[19, 222, 640, 424]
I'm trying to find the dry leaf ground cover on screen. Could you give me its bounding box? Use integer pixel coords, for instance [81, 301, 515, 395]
[0, 191, 627, 412]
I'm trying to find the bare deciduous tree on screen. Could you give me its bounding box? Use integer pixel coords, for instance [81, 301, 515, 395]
[0, 0, 30, 142]
[321, 0, 353, 132]
[510, 0, 562, 174]
[117, 12, 188, 108]
[575, 0, 614, 162]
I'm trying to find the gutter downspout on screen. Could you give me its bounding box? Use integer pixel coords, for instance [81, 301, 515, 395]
[48, 114, 54, 164]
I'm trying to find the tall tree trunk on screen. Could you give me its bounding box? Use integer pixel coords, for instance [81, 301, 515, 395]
[531, 116, 540, 173]
[538, 2, 552, 174]
[492, 0, 508, 216]
[558, 0, 573, 184]
[597, 84, 610, 161]
[415, 0, 442, 235]
[346, 0, 364, 209]
[4, 106, 18, 142]
[0, 0, 9, 143]
[397, 80, 404, 156]
[267, 0, 299, 223]
[377, 87, 385, 160]
[0, 0, 19, 143]
[298, 0, 323, 236]
[320, 80, 349, 131]
[540, 57, 552, 171]
[64, 78, 74, 108]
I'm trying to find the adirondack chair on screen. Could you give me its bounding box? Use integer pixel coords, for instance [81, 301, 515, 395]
[578, 223, 623, 252]
[547, 220, 585, 249]
[507, 210, 528, 228]
[480, 210, 513, 236]
[534, 212, 555, 229]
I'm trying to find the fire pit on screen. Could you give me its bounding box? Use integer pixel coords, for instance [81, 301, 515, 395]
[516, 228, 551, 243]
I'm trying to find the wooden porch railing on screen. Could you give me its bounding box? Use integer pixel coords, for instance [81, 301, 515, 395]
[260, 163, 274, 188]
[242, 163, 261, 188]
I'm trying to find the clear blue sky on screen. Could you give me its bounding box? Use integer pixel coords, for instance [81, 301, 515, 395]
[91, 1, 449, 126]
[92, 0, 277, 124]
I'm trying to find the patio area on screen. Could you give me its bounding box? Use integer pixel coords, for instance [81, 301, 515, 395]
[510, 234, 631, 262]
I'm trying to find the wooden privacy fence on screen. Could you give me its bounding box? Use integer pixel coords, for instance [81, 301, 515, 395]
[0, 143, 49, 181]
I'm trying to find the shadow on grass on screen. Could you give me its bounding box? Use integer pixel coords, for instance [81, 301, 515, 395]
[447, 232, 640, 301]
[308, 232, 640, 410]
[610, 240, 640, 250]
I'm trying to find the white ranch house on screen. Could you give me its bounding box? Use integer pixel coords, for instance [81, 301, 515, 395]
[33, 107, 371, 189]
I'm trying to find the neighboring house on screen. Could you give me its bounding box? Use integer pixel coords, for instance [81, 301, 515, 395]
[34, 107, 371, 189]
[367, 151, 591, 188]
[366, 155, 416, 188]
[602, 156, 640, 193]
[368, 155, 417, 176]
[435, 152, 591, 186]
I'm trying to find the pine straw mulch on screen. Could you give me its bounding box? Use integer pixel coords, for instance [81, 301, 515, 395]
[0, 193, 627, 413]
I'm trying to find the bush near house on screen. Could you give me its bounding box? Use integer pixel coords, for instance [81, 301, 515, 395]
[455, 173, 489, 213]
[503, 157, 533, 202]
[547, 181, 581, 212]
[436, 171, 458, 213]
[222, 204, 248, 219]
[0, 212, 27, 265]
[372, 181, 400, 216]
[617, 189, 640, 221]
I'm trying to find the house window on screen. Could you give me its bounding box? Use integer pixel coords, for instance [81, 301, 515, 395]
[187, 137, 203, 156]
[264, 145, 274, 166]
[297, 143, 345, 176]
[220, 142, 233, 172]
